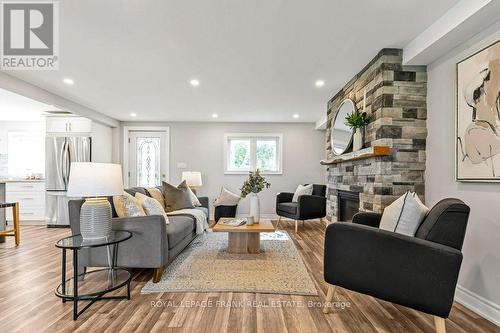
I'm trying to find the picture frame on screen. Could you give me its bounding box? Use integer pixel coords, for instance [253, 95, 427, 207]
[456, 39, 500, 182]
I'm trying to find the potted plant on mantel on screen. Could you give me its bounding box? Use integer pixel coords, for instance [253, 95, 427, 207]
[240, 169, 271, 223]
[345, 110, 370, 151]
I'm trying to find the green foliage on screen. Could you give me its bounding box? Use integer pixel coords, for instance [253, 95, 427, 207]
[345, 111, 370, 129]
[256, 142, 276, 169]
[233, 142, 249, 167]
[240, 169, 271, 198]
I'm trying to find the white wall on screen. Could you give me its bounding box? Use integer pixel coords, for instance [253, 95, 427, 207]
[426, 22, 500, 324]
[90, 122, 114, 163]
[121, 122, 325, 217]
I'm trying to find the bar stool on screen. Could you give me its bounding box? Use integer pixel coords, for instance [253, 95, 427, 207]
[0, 202, 20, 246]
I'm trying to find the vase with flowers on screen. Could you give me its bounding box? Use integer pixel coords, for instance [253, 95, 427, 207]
[345, 110, 370, 151]
[240, 169, 271, 223]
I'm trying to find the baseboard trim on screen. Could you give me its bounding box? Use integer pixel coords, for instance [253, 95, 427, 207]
[455, 285, 500, 327]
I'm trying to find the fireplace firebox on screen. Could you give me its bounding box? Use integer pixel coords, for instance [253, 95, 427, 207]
[337, 190, 360, 222]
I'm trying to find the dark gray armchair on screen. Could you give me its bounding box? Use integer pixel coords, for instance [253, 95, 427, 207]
[323, 198, 470, 333]
[275, 184, 326, 232]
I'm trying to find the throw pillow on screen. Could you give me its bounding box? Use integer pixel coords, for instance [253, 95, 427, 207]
[292, 184, 314, 202]
[162, 180, 195, 212]
[213, 187, 241, 206]
[113, 192, 146, 218]
[146, 187, 165, 209]
[186, 186, 202, 207]
[135, 192, 169, 224]
[379, 191, 429, 236]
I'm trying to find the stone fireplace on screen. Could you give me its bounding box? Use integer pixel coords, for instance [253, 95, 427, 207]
[324, 49, 427, 223]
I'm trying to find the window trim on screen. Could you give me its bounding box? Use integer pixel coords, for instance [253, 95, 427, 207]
[224, 133, 283, 175]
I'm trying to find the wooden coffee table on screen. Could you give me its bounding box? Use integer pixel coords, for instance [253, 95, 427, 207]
[212, 218, 275, 254]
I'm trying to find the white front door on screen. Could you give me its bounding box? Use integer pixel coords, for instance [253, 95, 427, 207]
[128, 131, 168, 187]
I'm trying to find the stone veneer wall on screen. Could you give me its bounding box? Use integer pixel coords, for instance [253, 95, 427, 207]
[325, 49, 427, 223]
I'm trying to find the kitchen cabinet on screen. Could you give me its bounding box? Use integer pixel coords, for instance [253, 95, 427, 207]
[5, 181, 45, 224]
[46, 116, 92, 134]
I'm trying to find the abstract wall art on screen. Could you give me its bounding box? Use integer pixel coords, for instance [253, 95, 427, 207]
[456, 40, 500, 182]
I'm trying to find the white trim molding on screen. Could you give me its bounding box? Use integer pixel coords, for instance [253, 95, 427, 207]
[122, 126, 170, 188]
[455, 285, 500, 327]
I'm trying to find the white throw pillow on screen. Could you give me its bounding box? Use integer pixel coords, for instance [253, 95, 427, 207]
[135, 192, 170, 224]
[379, 192, 429, 236]
[214, 187, 241, 206]
[186, 186, 202, 207]
[292, 184, 314, 202]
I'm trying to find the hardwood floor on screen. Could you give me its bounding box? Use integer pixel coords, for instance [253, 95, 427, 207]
[0, 222, 498, 333]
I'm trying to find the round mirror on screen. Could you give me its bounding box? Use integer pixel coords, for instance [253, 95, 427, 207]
[330, 99, 356, 155]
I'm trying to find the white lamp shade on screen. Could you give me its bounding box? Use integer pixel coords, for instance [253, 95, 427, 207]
[67, 162, 124, 197]
[181, 171, 203, 187]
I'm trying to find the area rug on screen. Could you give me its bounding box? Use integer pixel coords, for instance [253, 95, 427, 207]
[141, 231, 318, 295]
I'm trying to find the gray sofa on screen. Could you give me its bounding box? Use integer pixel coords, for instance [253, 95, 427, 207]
[68, 186, 209, 283]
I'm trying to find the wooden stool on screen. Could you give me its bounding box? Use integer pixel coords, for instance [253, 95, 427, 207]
[0, 202, 20, 246]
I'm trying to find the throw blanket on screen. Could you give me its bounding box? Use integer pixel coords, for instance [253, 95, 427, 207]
[167, 208, 209, 235]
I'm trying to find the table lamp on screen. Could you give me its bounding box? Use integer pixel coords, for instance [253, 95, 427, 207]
[181, 171, 203, 194]
[67, 162, 124, 239]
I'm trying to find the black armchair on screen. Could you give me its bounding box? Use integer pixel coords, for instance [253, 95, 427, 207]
[275, 184, 326, 232]
[323, 198, 470, 333]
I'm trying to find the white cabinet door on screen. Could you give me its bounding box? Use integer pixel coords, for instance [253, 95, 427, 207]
[46, 117, 92, 133]
[67, 117, 92, 133]
[46, 117, 69, 133]
[6, 182, 46, 223]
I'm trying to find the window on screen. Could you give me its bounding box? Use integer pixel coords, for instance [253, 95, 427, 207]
[8, 131, 45, 177]
[224, 133, 282, 174]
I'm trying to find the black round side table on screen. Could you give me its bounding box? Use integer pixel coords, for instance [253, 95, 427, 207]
[55, 231, 133, 320]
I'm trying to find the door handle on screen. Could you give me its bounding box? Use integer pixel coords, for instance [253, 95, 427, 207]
[61, 140, 69, 188]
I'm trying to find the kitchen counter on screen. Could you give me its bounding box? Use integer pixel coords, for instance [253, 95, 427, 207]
[0, 179, 45, 183]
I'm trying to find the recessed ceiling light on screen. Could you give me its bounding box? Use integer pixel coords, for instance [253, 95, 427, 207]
[211, 113, 218, 119]
[190, 79, 200, 86]
[315, 80, 325, 87]
[130, 112, 137, 117]
[63, 78, 74, 85]
[293, 114, 300, 119]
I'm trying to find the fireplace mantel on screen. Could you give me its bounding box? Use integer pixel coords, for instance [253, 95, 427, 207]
[320, 146, 390, 165]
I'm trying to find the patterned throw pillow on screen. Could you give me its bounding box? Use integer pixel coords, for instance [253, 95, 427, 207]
[146, 187, 165, 209]
[135, 192, 169, 224]
[113, 192, 146, 218]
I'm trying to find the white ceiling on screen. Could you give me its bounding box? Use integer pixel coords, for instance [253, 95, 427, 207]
[4, 0, 460, 123]
[0, 88, 52, 121]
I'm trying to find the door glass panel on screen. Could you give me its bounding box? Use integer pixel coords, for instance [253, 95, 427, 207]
[136, 137, 161, 187]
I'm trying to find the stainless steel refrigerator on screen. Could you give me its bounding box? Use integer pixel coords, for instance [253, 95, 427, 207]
[45, 136, 91, 227]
